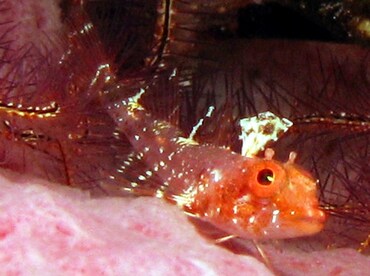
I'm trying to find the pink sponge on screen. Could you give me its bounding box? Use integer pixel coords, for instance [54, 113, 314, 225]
[0, 170, 272, 275]
[0, 170, 369, 275]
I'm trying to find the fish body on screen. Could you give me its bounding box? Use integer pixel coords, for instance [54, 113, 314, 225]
[105, 88, 326, 240]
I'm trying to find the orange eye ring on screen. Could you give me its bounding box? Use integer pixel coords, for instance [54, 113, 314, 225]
[246, 160, 286, 198]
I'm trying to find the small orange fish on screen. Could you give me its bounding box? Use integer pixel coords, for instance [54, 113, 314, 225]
[105, 88, 326, 240]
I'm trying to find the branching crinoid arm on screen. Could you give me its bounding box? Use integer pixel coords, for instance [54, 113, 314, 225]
[289, 113, 369, 253]
[0, 1, 143, 195]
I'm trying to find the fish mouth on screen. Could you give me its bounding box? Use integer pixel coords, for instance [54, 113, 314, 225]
[248, 211, 327, 239]
[293, 219, 325, 235]
[291, 211, 327, 236]
[254, 219, 325, 239]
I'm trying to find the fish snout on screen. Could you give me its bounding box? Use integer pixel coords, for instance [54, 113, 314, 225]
[292, 207, 326, 236]
[303, 207, 327, 223]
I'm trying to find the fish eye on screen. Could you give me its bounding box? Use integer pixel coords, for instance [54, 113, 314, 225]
[257, 169, 274, 185]
[244, 160, 285, 198]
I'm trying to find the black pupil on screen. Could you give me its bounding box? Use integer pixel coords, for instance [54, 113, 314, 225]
[257, 169, 274, 185]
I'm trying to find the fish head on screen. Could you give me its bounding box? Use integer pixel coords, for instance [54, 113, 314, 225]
[232, 151, 326, 239]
